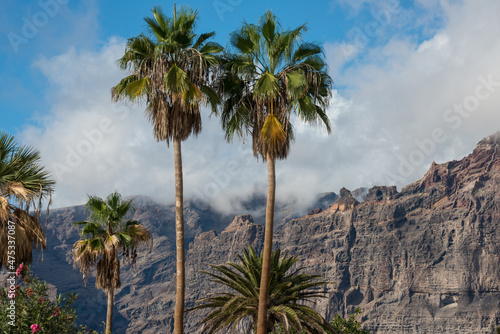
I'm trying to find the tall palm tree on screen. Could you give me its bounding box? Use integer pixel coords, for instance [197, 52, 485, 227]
[72, 192, 151, 334]
[111, 6, 222, 333]
[190, 246, 334, 333]
[218, 11, 332, 333]
[0, 131, 54, 270]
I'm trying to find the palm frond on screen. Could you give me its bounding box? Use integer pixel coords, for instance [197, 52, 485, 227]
[260, 114, 286, 146]
[194, 32, 216, 49]
[189, 246, 334, 333]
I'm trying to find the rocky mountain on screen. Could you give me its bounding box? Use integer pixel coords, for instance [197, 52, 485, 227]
[2, 132, 499, 333]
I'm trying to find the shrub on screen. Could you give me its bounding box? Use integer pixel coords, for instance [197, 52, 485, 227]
[329, 307, 370, 334]
[0, 264, 99, 333]
[271, 308, 371, 334]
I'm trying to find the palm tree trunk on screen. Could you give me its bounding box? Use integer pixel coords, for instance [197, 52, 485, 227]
[256, 153, 276, 334]
[173, 138, 185, 334]
[106, 287, 114, 334]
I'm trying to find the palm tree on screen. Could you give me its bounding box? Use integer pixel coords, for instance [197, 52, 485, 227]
[0, 131, 54, 270]
[218, 11, 332, 333]
[72, 192, 151, 334]
[190, 246, 334, 333]
[111, 6, 222, 333]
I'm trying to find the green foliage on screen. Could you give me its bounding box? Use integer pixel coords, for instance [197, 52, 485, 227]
[272, 323, 305, 333]
[190, 246, 334, 333]
[270, 308, 370, 334]
[73, 193, 151, 334]
[0, 264, 100, 334]
[329, 308, 370, 334]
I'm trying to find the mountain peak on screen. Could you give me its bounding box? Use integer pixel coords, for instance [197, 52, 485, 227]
[401, 131, 499, 206]
[223, 214, 256, 232]
[328, 187, 358, 212]
[475, 131, 500, 152]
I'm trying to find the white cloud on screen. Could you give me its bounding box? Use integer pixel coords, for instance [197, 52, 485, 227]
[324, 0, 500, 185]
[20, 0, 500, 214]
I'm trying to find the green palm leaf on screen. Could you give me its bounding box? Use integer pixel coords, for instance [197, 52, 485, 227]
[112, 5, 223, 144]
[200, 42, 224, 54]
[255, 72, 280, 100]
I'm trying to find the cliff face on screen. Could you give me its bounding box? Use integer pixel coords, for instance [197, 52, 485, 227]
[2, 133, 498, 333]
[273, 132, 500, 333]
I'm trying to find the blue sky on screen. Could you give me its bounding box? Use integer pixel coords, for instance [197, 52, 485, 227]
[1, 0, 499, 210]
[0, 0, 425, 133]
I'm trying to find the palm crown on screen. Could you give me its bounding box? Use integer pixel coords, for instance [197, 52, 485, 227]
[72, 192, 151, 291]
[0, 131, 54, 269]
[111, 5, 222, 144]
[219, 10, 332, 160]
[190, 246, 334, 333]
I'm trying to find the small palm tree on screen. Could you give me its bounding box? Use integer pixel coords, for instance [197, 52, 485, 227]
[111, 6, 222, 333]
[190, 246, 334, 333]
[218, 11, 332, 333]
[72, 192, 151, 334]
[0, 131, 54, 270]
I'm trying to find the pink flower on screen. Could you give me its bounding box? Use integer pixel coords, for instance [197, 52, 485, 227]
[54, 308, 60, 317]
[16, 264, 25, 277]
[30, 324, 41, 333]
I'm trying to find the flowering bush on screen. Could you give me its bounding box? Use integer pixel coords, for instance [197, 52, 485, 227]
[0, 264, 99, 334]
